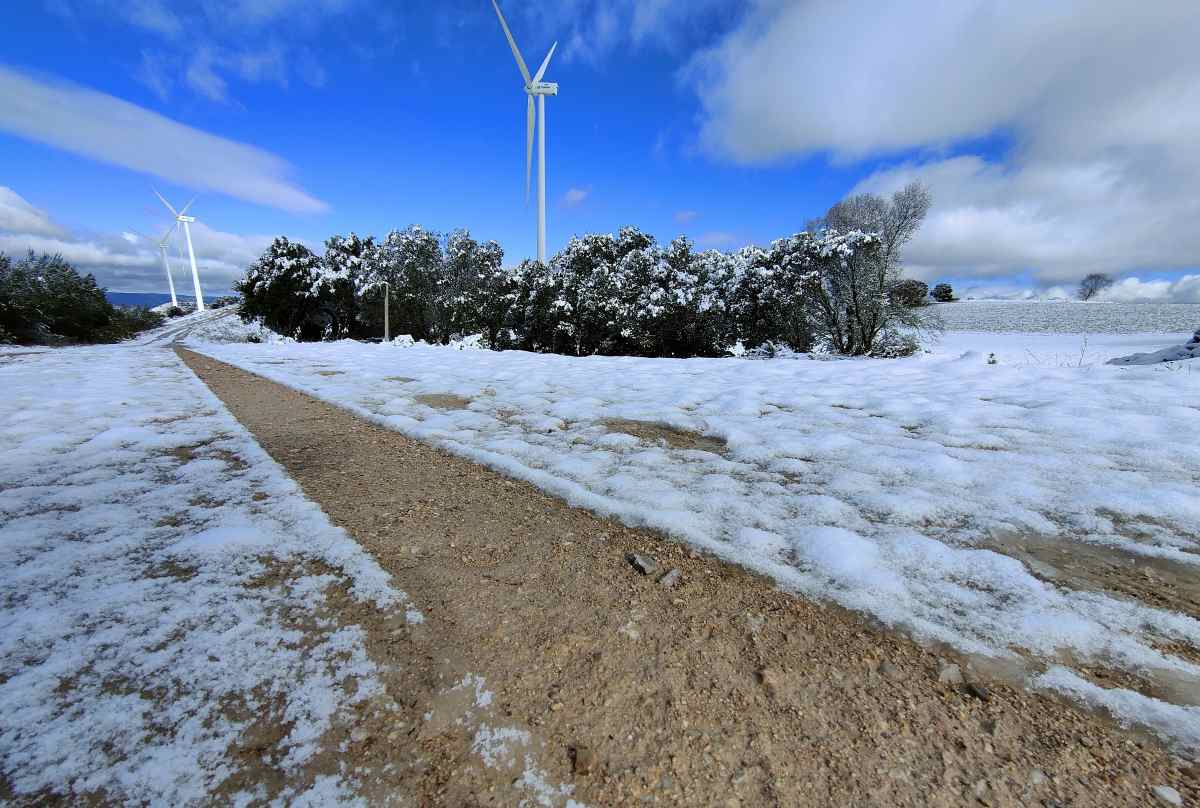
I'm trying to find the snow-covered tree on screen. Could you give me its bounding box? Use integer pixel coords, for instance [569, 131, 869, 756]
[890, 279, 930, 307]
[437, 230, 505, 343]
[360, 226, 442, 341]
[499, 259, 570, 352]
[1078, 272, 1114, 301]
[0, 251, 161, 344]
[815, 181, 931, 274]
[321, 232, 375, 339]
[238, 238, 334, 340]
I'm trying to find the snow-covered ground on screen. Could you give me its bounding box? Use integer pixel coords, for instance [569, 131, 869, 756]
[187, 329, 1200, 753]
[937, 299, 1200, 334]
[0, 343, 419, 803]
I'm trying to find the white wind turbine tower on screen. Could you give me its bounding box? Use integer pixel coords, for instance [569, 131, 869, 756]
[134, 225, 180, 308]
[491, 0, 558, 264]
[153, 190, 205, 312]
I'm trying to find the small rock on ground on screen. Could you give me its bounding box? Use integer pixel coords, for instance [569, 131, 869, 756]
[571, 745, 595, 775]
[938, 663, 963, 686]
[1152, 785, 1182, 806]
[658, 568, 682, 589]
[877, 660, 903, 681]
[626, 553, 657, 575]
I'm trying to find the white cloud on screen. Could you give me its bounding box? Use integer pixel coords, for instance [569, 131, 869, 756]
[0, 66, 327, 214]
[124, 0, 183, 37]
[0, 184, 276, 294]
[53, 0, 361, 103]
[0, 218, 274, 295]
[0, 187, 64, 238]
[922, 277, 1200, 303]
[1096, 276, 1200, 304]
[696, 231, 737, 248]
[210, 0, 359, 28]
[562, 186, 590, 208]
[516, 0, 733, 65]
[185, 47, 229, 102]
[850, 154, 1200, 283]
[134, 49, 173, 101]
[674, 210, 698, 224]
[685, 1, 1200, 283]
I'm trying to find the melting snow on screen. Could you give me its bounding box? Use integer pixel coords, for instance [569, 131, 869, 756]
[188, 329, 1200, 753]
[0, 344, 418, 802]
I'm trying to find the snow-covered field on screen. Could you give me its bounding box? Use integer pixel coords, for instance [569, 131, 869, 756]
[0, 343, 418, 803]
[938, 299, 1200, 333]
[188, 328, 1200, 753]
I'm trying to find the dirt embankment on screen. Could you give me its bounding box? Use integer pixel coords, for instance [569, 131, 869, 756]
[179, 347, 1197, 807]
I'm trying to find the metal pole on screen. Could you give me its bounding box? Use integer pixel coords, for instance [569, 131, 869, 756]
[537, 93, 546, 264]
[182, 219, 205, 312]
[384, 283, 389, 343]
[160, 245, 178, 308]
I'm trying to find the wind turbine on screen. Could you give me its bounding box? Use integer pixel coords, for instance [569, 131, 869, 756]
[153, 190, 205, 312]
[491, 0, 557, 264]
[134, 226, 180, 308]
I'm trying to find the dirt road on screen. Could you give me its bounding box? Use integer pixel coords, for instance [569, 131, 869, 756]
[179, 348, 1197, 807]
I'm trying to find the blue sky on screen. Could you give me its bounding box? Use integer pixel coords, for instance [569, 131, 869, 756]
[2, 1, 1199, 302]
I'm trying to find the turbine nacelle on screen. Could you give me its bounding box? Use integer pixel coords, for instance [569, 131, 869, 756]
[526, 82, 558, 96]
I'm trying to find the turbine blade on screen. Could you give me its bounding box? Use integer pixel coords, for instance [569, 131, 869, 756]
[526, 94, 534, 204]
[153, 188, 178, 217]
[532, 41, 556, 84]
[177, 196, 197, 218]
[491, 0, 531, 84]
[159, 221, 178, 245]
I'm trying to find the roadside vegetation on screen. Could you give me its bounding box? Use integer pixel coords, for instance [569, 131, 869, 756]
[238, 183, 940, 357]
[0, 252, 164, 345]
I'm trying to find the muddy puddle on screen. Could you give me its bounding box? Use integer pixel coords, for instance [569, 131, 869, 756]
[602, 418, 726, 455]
[414, 393, 472, 410]
[984, 531, 1200, 621]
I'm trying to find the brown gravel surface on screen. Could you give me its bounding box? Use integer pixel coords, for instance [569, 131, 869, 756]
[179, 347, 1198, 807]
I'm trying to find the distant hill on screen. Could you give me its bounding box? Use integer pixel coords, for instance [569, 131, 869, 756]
[105, 292, 232, 308]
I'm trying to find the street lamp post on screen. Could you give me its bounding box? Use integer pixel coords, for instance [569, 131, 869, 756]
[370, 281, 391, 342]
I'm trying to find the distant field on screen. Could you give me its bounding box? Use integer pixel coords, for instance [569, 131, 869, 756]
[937, 300, 1200, 334]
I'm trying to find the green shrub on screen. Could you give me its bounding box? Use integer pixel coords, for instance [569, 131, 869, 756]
[0, 252, 162, 344]
[890, 279, 930, 307]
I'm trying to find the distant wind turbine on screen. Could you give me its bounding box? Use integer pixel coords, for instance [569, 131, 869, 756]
[491, 0, 558, 264]
[134, 225, 180, 308]
[153, 190, 205, 312]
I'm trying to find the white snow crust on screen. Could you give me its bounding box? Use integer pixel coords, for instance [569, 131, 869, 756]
[188, 329, 1200, 753]
[0, 344, 416, 803]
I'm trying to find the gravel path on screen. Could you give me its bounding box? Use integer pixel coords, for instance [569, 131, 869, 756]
[179, 348, 1197, 807]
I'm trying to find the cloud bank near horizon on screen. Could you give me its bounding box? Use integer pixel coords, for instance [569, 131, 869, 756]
[0, 186, 274, 294]
[686, 0, 1200, 285]
[2, 185, 1197, 303]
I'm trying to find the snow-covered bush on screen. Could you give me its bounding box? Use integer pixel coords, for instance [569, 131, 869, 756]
[0, 251, 162, 344]
[358, 226, 440, 342]
[437, 230, 506, 343]
[236, 237, 338, 340]
[495, 259, 570, 353]
[932, 283, 955, 302]
[1107, 329, 1200, 365]
[890, 279, 930, 307]
[233, 204, 937, 358]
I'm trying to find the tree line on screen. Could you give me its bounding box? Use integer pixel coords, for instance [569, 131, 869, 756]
[0, 252, 163, 345]
[238, 183, 939, 358]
